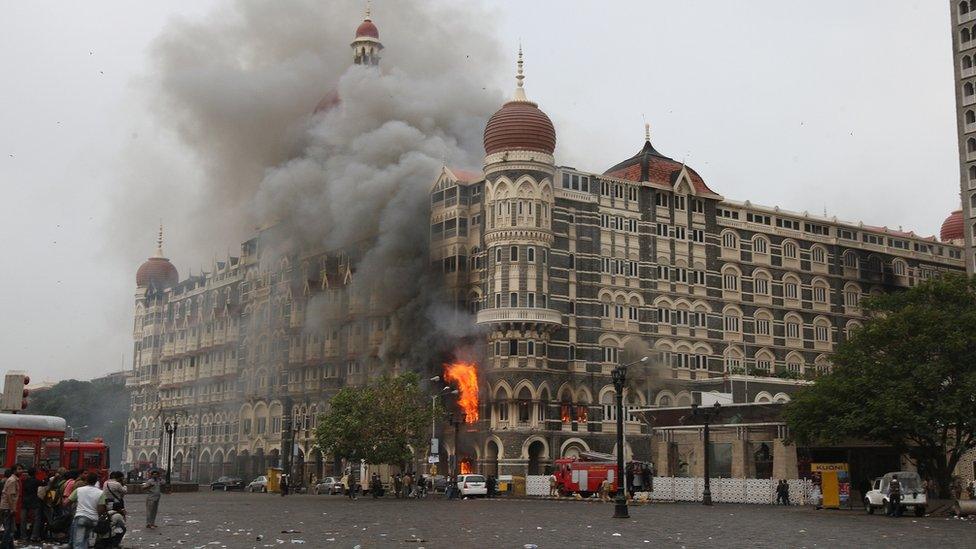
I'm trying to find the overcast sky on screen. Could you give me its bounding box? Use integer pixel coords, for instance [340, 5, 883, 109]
[0, 0, 960, 382]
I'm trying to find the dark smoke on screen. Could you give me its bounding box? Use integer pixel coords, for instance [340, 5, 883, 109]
[118, 0, 506, 370]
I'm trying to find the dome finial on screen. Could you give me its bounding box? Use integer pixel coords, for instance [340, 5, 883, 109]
[513, 43, 527, 102]
[645, 122, 651, 142]
[365, 0, 371, 20]
[156, 221, 164, 258]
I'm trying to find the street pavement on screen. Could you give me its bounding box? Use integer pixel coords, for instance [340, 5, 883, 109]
[104, 491, 975, 548]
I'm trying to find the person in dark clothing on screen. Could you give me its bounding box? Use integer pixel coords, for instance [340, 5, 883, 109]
[641, 465, 653, 493]
[888, 476, 903, 517]
[775, 480, 790, 505]
[625, 465, 635, 496]
[486, 475, 496, 498]
[21, 468, 42, 542]
[280, 474, 289, 496]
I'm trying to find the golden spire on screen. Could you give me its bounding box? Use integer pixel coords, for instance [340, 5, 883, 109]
[645, 122, 651, 142]
[365, 0, 371, 20]
[513, 43, 527, 102]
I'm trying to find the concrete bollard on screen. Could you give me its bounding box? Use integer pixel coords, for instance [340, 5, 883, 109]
[953, 499, 976, 516]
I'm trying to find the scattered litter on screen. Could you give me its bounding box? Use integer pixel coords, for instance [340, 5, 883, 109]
[281, 530, 302, 534]
[290, 541, 305, 544]
[325, 539, 335, 542]
[186, 520, 201, 524]
[524, 545, 538, 549]
[612, 533, 622, 537]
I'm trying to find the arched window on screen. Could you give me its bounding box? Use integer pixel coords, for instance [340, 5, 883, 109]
[966, 56, 975, 70]
[964, 27, 972, 43]
[967, 82, 975, 97]
[968, 111, 976, 125]
[842, 250, 858, 269]
[812, 279, 829, 303]
[962, 1, 970, 16]
[814, 318, 831, 343]
[754, 350, 774, 372]
[784, 314, 802, 340]
[783, 275, 800, 300]
[723, 267, 740, 292]
[892, 259, 907, 276]
[811, 245, 827, 264]
[844, 283, 861, 308]
[786, 353, 804, 374]
[970, 166, 976, 182]
[752, 235, 769, 255]
[723, 307, 742, 333]
[782, 240, 798, 259]
[754, 270, 772, 296]
[601, 390, 616, 422]
[722, 231, 738, 249]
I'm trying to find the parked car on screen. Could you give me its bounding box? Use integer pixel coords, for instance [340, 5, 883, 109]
[864, 471, 927, 516]
[457, 474, 487, 497]
[312, 477, 343, 495]
[246, 476, 268, 493]
[210, 476, 245, 491]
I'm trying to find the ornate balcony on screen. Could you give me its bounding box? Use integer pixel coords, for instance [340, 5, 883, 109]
[476, 307, 562, 330]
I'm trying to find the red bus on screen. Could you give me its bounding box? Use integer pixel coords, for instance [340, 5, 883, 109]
[63, 439, 110, 481]
[0, 414, 66, 474]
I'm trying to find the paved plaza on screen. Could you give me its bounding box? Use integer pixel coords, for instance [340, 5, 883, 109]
[105, 491, 976, 548]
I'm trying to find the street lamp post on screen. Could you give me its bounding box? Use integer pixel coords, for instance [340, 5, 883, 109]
[164, 418, 178, 485]
[612, 356, 649, 519]
[691, 401, 722, 506]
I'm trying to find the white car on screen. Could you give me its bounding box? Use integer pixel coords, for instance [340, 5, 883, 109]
[246, 476, 268, 493]
[863, 471, 927, 517]
[457, 474, 487, 497]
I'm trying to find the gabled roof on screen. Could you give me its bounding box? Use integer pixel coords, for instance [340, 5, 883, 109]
[604, 140, 719, 198]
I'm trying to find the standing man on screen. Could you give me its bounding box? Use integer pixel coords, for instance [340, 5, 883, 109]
[21, 467, 42, 542]
[0, 465, 22, 549]
[68, 472, 106, 549]
[141, 470, 163, 529]
[888, 475, 902, 517]
[547, 471, 558, 498]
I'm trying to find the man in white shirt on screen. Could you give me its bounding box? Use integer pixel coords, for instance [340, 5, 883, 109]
[68, 472, 106, 548]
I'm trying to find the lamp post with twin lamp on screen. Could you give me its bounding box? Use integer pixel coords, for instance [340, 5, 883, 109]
[690, 401, 722, 506]
[163, 417, 179, 485]
[612, 356, 649, 519]
[428, 376, 458, 473]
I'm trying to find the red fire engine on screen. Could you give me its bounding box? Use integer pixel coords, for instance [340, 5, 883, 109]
[0, 415, 110, 485]
[553, 452, 651, 497]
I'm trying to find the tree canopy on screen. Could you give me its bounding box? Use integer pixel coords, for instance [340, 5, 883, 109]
[28, 378, 129, 466]
[784, 273, 976, 496]
[314, 372, 435, 467]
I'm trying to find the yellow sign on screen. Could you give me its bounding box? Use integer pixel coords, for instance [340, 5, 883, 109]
[810, 463, 848, 473]
[810, 463, 850, 508]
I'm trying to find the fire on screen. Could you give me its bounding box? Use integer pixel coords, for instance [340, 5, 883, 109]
[444, 361, 479, 423]
[460, 458, 474, 475]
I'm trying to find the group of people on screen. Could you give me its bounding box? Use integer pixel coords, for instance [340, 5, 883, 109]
[0, 464, 141, 548]
[775, 479, 792, 505]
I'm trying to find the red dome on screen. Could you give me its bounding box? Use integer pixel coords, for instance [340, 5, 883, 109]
[484, 100, 556, 156]
[136, 257, 178, 289]
[940, 209, 964, 241]
[604, 139, 718, 196]
[356, 19, 379, 39]
[314, 89, 340, 113]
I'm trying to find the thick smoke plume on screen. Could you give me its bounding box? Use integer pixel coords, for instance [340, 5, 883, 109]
[129, 0, 505, 370]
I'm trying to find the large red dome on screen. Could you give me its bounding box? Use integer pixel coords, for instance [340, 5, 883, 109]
[356, 19, 379, 39]
[137, 257, 178, 289]
[484, 100, 556, 156]
[940, 209, 964, 241]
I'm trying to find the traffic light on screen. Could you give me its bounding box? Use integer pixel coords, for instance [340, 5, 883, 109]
[1, 371, 29, 413]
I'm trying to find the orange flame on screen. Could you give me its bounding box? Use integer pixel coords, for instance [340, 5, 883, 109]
[460, 458, 474, 475]
[444, 361, 479, 423]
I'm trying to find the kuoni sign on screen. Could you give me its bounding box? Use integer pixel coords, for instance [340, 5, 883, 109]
[811, 462, 850, 508]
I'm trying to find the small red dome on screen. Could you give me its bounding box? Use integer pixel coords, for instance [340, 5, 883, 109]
[356, 18, 379, 39]
[940, 209, 964, 241]
[484, 100, 556, 156]
[137, 257, 178, 289]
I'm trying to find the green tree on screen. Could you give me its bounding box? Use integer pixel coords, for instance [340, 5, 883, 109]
[785, 273, 976, 497]
[28, 378, 130, 466]
[314, 373, 435, 467]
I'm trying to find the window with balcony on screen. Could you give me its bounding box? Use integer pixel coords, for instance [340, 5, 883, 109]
[510, 292, 518, 307]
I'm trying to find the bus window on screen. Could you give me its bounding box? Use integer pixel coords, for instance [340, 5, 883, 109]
[16, 439, 37, 468]
[105, 447, 110, 470]
[40, 437, 62, 470]
[82, 450, 102, 470]
[0, 433, 6, 467]
[68, 450, 79, 470]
